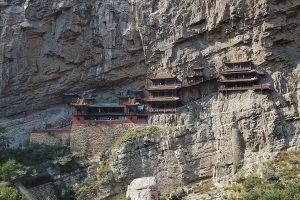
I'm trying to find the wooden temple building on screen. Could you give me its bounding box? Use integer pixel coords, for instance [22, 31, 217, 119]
[218, 61, 272, 92]
[144, 73, 181, 113]
[66, 61, 271, 124]
[182, 67, 205, 87]
[67, 90, 147, 125]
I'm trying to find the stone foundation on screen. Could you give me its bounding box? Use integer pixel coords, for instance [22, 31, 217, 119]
[70, 124, 145, 154]
[30, 128, 71, 146]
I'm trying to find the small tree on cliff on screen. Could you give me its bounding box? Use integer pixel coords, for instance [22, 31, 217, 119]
[0, 126, 10, 149]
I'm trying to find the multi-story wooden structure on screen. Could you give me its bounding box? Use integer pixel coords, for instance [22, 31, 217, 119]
[218, 61, 272, 92]
[70, 89, 148, 124]
[85, 102, 126, 121]
[144, 73, 181, 113]
[117, 90, 144, 105]
[184, 67, 205, 87]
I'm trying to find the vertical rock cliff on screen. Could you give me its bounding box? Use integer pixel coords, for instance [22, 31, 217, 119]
[0, 0, 145, 116]
[0, 0, 299, 198]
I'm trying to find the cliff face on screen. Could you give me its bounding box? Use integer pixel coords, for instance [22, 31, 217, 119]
[101, 91, 299, 197]
[130, 0, 299, 83]
[1, 0, 299, 116]
[0, 0, 300, 198]
[0, 0, 145, 116]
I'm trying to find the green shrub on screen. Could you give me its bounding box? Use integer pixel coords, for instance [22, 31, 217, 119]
[114, 126, 161, 147]
[111, 194, 128, 200]
[169, 189, 186, 200]
[281, 181, 300, 200]
[261, 190, 281, 200]
[0, 186, 25, 200]
[263, 171, 278, 182]
[243, 191, 259, 200]
[96, 164, 111, 177]
[75, 179, 111, 200]
[52, 154, 73, 166]
[0, 159, 33, 181]
[242, 176, 263, 192]
[0, 144, 76, 181]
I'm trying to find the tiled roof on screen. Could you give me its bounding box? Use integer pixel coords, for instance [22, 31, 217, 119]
[71, 98, 88, 106]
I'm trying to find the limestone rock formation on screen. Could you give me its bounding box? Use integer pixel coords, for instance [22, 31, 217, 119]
[126, 177, 158, 200]
[0, 0, 299, 199]
[0, 0, 145, 117]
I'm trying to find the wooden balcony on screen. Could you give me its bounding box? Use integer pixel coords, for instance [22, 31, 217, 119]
[146, 84, 181, 91]
[221, 66, 252, 73]
[144, 97, 180, 102]
[219, 84, 272, 92]
[221, 69, 265, 75]
[218, 77, 258, 83]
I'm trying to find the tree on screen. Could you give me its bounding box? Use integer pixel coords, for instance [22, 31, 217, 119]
[0, 186, 25, 200]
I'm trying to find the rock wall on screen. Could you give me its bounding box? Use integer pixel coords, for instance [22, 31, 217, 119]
[110, 126, 216, 194]
[30, 128, 71, 146]
[130, 0, 299, 82]
[101, 90, 300, 197]
[0, 0, 299, 198]
[70, 123, 145, 154]
[30, 183, 58, 200]
[0, 0, 145, 116]
[0, 105, 71, 147]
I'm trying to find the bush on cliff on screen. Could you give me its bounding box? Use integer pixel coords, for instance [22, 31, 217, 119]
[0, 186, 25, 200]
[0, 144, 75, 181]
[0, 159, 34, 182]
[224, 151, 300, 200]
[114, 126, 161, 147]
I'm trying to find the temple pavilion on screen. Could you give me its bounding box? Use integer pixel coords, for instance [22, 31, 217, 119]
[183, 67, 205, 87]
[218, 61, 272, 92]
[144, 73, 181, 113]
[86, 102, 126, 121]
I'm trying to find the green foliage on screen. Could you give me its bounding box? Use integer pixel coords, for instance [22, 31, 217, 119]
[96, 164, 112, 177]
[0, 159, 34, 181]
[224, 151, 300, 200]
[261, 190, 280, 200]
[111, 194, 128, 200]
[0, 144, 76, 182]
[75, 181, 103, 200]
[158, 197, 167, 200]
[192, 180, 214, 194]
[243, 191, 259, 200]
[114, 126, 161, 147]
[263, 171, 278, 182]
[241, 176, 263, 192]
[52, 154, 73, 166]
[169, 189, 186, 200]
[0, 186, 25, 200]
[76, 178, 112, 199]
